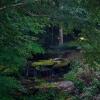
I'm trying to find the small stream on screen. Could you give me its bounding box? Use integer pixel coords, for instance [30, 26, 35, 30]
[24, 63, 71, 81]
[22, 50, 81, 82]
[23, 60, 71, 81]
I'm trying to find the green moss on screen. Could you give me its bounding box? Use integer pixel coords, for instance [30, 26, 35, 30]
[32, 59, 55, 69]
[32, 59, 55, 66]
[32, 59, 70, 69]
[35, 82, 56, 89]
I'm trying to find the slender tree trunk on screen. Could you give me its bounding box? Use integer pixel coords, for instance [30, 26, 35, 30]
[51, 26, 54, 45]
[59, 25, 63, 45]
[26, 60, 32, 78]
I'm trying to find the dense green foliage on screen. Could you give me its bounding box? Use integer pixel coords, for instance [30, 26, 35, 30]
[0, 0, 100, 66]
[0, 0, 100, 100]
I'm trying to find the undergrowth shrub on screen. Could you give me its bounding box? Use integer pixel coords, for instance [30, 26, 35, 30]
[0, 76, 25, 100]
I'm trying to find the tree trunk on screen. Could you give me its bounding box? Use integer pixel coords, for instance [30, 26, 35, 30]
[59, 25, 63, 45]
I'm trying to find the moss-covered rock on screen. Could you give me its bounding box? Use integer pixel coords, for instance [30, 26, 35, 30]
[32, 59, 55, 67]
[35, 81, 75, 93]
[32, 58, 70, 69]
